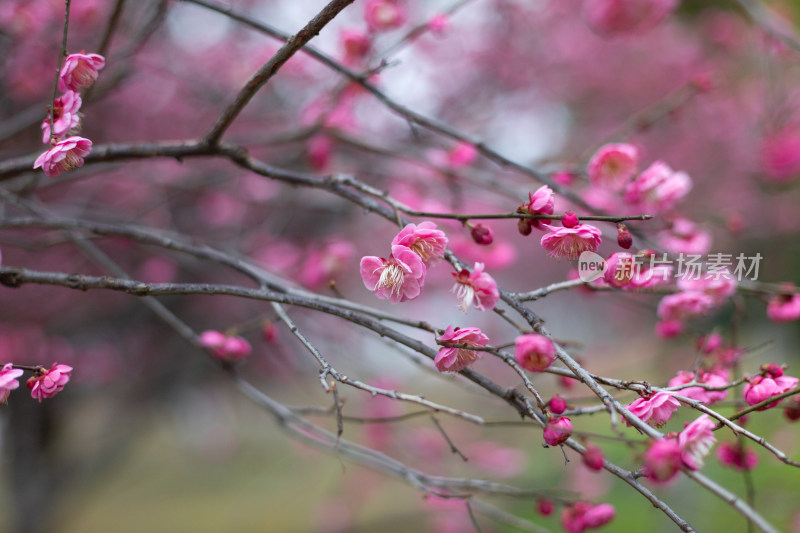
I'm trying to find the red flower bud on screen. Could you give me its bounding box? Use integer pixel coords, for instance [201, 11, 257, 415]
[617, 223, 633, 249]
[470, 223, 494, 245]
[562, 210, 579, 228]
[518, 218, 533, 236]
[549, 395, 567, 415]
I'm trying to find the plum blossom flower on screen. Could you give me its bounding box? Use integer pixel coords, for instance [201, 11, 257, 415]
[760, 129, 800, 182]
[33, 136, 92, 178]
[677, 269, 737, 306]
[446, 141, 478, 168]
[199, 330, 252, 362]
[642, 438, 683, 484]
[522, 185, 555, 231]
[668, 369, 729, 405]
[658, 218, 712, 255]
[364, 0, 405, 32]
[27, 363, 73, 402]
[626, 391, 680, 427]
[340, 29, 370, 65]
[742, 373, 798, 410]
[360, 245, 426, 303]
[0, 363, 24, 403]
[561, 501, 615, 533]
[434, 326, 488, 372]
[656, 291, 714, 323]
[583, 444, 605, 471]
[428, 13, 450, 35]
[623, 161, 692, 213]
[451, 262, 499, 311]
[584, 0, 677, 36]
[391, 222, 448, 265]
[540, 223, 602, 260]
[678, 415, 716, 470]
[41, 90, 82, 143]
[587, 143, 639, 191]
[58, 52, 105, 92]
[543, 416, 572, 446]
[514, 334, 556, 372]
[717, 442, 758, 471]
[766, 291, 800, 323]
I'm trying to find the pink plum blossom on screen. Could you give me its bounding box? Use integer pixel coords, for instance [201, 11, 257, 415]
[451, 262, 499, 312]
[0, 363, 23, 403]
[658, 218, 712, 255]
[583, 444, 605, 471]
[668, 369, 729, 405]
[717, 442, 758, 471]
[434, 326, 488, 372]
[428, 13, 450, 35]
[199, 330, 252, 362]
[540, 223, 602, 260]
[514, 334, 556, 372]
[603, 252, 636, 288]
[41, 90, 82, 143]
[33, 136, 92, 178]
[465, 441, 527, 478]
[561, 501, 615, 533]
[678, 415, 716, 470]
[656, 291, 714, 323]
[623, 161, 692, 213]
[655, 319, 683, 338]
[587, 143, 639, 191]
[27, 363, 73, 402]
[766, 292, 800, 323]
[549, 395, 567, 415]
[58, 52, 105, 92]
[446, 141, 478, 168]
[677, 270, 737, 305]
[391, 222, 448, 265]
[299, 240, 355, 288]
[742, 374, 799, 410]
[584, 0, 677, 36]
[543, 416, 572, 446]
[626, 391, 680, 427]
[360, 245, 426, 303]
[523, 185, 555, 231]
[642, 438, 683, 484]
[340, 29, 371, 65]
[364, 0, 405, 32]
[760, 129, 800, 182]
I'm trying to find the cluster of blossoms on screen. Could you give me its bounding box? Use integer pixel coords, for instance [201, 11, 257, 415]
[560, 501, 615, 533]
[360, 222, 447, 304]
[199, 330, 252, 363]
[742, 364, 798, 410]
[642, 415, 716, 484]
[655, 268, 737, 337]
[34, 52, 105, 178]
[0, 362, 73, 403]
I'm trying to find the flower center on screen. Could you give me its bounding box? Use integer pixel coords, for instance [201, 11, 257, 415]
[376, 262, 405, 296]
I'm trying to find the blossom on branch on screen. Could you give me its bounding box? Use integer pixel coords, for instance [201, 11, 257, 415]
[561, 501, 615, 533]
[623, 161, 692, 213]
[199, 330, 252, 362]
[0, 363, 24, 403]
[540, 223, 602, 260]
[41, 90, 82, 143]
[27, 363, 72, 402]
[33, 136, 92, 178]
[626, 391, 680, 427]
[58, 52, 105, 92]
[451, 262, 499, 312]
[587, 143, 639, 191]
[391, 222, 448, 265]
[678, 415, 716, 470]
[514, 334, 556, 372]
[360, 245, 427, 303]
[543, 416, 573, 446]
[434, 326, 488, 372]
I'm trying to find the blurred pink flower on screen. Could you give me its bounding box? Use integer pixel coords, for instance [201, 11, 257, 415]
[447, 141, 478, 168]
[760, 129, 800, 182]
[340, 29, 371, 65]
[360, 245, 427, 303]
[767, 292, 800, 323]
[655, 319, 683, 338]
[434, 326, 488, 372]
[199, 330, 252, 362]
[561, 501, 615, 533]
[41, 90, 82, 143]
[643, 438, 682, 484]
[668, 369, 729, 405]
[626, 391, 680, 427]
[27, 363, 72, 402]
[587, 143, 639, 191]
[299, 240, 355, 288]
[33, 136, 92, 178]
[466, 441, 527, 478]
[657, 291, 714, 323]
[514, 334, 556, 372]
[623, 161, 692, 213]
[428, 13, 450, 35]
[364, 0, 405, 32]
[742, 374, 798, 410]
[391, 221, 448, 265]
[658, 218, 712, 255]
[540, 223, 602, 260]
[717, 442, 758, 471]
[583, 444, 605, 471]
[0, 363, 23, 403]
[584, 0, 677, 36]
[603, 252, 636, 288]
[677, 270, 737, 305]
[678, 415, 716, 470]
[470, 224, 493, 245]
[543, 416, 572, 446]
[525, 185, 555, 230]
[58, 52, 105, 92]
[451, 262, 499, 312]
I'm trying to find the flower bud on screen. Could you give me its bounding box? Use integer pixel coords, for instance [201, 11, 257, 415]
[617, 223, 633, 249]
[536, 499, 554, 516]
[543, 416, 572, 446]
[561, 210, 579, 228]
[470, 223, 493, 245]
[518, 217, 532, 236]
[549, 395, 567, 415]
[582, 444, 605, 471]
